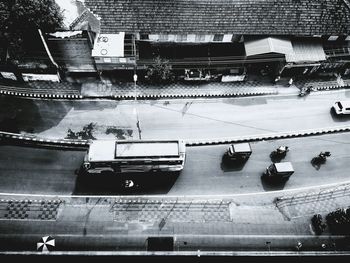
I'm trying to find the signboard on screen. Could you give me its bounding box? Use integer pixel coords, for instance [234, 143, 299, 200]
[0, 72, 17, 81]
[22, 73, 60, 82]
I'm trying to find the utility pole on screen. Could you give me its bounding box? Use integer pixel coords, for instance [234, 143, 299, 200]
[133, 73, 141, 139]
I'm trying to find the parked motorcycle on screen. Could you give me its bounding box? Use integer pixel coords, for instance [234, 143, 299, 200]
[299, 86, 311, 97]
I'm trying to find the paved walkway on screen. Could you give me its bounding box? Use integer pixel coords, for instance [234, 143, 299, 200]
[1, 183, 350, 252]
[1, 75, 349, 99]
[0, 78, 305, 99]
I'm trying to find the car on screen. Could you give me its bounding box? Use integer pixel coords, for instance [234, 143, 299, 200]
[262, 162, 294, 182]
[221, 67, 247, 82]
[184, 69, 211, 81]
[332, 101, 350, 115]
[224, 143, 252, 162]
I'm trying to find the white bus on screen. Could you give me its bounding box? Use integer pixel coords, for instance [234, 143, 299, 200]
[82, 140, 186, 174]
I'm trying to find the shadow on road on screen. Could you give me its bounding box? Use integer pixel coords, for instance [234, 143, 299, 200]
[73, 170, 180, 195]
[329, 108, 350, 122]
[269, 152, 287, 163]
[220, 155, 247, 172]
[0, 97, 72, 133]
[260, 175, 287, 191]
[310, 158, 326, 171]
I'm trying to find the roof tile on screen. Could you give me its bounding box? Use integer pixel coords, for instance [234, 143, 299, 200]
[84, 0, 350, 35]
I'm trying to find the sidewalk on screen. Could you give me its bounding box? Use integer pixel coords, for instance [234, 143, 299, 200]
[0, 78, 299, 99]
[1, 183, 350, 252]
[0, 75, 349, 100]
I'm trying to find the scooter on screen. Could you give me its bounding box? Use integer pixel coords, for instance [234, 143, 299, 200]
[270, 146, 289, 159]
[299, 86, 311, 97]
[312, 151, 331, 164]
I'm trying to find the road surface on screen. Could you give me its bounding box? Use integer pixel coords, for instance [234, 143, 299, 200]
[0, 133, 349, 196]
[1, 90, 350, 141]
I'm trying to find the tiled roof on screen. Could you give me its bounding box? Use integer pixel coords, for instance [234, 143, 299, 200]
[84, 0, 350, 35]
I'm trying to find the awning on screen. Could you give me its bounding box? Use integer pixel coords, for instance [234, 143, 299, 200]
[48, 31, 83, 39]
[285, 40, 326, 63]
[244, 37, 293, 56]
[92, 33, 125, 57]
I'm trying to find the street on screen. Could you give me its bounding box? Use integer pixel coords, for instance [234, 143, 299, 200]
[1, 90, 349, 141]
[0, 133, 349, 196]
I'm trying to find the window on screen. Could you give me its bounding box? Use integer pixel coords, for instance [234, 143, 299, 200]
[159, 34, 169, 41]
[103, 57, 112, 63]
[213, 34, 224, 42]
[337, 102, 343, 110]
[328, 36, 339, 41]
[176, 34, 187, 42]
[195, 34, 205, 42]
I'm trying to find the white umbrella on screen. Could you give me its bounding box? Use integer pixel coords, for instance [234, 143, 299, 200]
[37, 236, 55, 252]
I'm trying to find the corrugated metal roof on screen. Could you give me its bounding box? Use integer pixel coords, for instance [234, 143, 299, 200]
[84, 0, 350, 35]
[244, 37, 293, 56]
[286, 40, 326, 63]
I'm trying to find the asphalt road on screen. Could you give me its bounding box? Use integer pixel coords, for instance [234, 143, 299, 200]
[1, 90, 350, 141]
[0, 133, 349, 196]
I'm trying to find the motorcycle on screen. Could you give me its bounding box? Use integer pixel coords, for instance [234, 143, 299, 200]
[312, 151, 331, 164]
[299, 86, 311, 97]
[311, 214, 326, 235]
[270, 146, 289, 159]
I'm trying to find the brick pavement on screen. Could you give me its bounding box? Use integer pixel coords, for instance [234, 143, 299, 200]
[275, 183, 350, 220]
[0, 193, 346, 252]
[0, 199, 63, 221]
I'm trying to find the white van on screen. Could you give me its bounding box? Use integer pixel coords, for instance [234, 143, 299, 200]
[332, 101, 350, 115]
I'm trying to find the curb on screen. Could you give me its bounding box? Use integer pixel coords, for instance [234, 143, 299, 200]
[185, 126, 350, 146]
[0, 89, 84, 100]
[0, 85, 277, 100]
[1, 80, 350, 101]
[109, 90, 278, 100]
[1, 126, 350, 149]
[308, 84, 350, 92]
[0, 132, 89, 150]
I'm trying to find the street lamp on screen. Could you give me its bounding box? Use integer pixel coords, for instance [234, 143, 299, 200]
[133, 73, 141, 139]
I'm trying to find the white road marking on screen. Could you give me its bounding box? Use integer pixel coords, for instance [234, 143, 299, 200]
[0, 180, 349, 199]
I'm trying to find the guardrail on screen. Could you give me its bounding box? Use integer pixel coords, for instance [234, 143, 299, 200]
[185, 125, 350, 146]
[111, 90, 278, 100]
[1, 125, 349, 149]
[1, 81, 350, 101]
[0, 89, 83, 99]
[314, 84, 350, 91]
[0, 131, 88, 150]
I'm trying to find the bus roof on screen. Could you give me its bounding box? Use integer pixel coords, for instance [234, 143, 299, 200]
[88, 140, 116, 162]
[116, 141, 180, 158]
[88, 140, 182, 161]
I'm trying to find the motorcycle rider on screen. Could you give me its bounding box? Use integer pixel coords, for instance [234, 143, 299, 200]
[276, 146, 289, 154]
[318, 151, 331, 160]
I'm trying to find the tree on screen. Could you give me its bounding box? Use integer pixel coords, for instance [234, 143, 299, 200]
[146, 56, 174, 84]
[0, 0, 63, 61]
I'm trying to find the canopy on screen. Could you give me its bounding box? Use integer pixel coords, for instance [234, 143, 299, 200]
[244, 37, 293, 56]
[285, 40, 326, 63]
